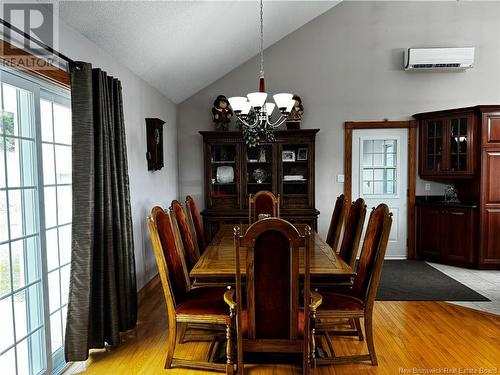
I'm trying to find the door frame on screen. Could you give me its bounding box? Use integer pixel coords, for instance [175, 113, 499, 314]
[344, 120, 417, 259]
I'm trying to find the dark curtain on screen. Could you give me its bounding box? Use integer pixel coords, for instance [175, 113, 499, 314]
[65, 62, 137, 361]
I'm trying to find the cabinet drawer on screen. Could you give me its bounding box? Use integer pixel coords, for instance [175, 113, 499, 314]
[482, 113, 500, 146]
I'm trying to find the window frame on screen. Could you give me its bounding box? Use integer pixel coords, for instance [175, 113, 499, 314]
[0, 67, 71, 375]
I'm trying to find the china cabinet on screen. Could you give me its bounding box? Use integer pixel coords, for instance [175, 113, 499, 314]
[200, 129, 319, 241]
[414, 105, 500, 269]
[415, 109, 475, 179]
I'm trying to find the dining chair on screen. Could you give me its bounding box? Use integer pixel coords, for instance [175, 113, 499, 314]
[170, 200, 200, 272]
[148, 206, 233, 373]
[185, 195, 207, 254]
[338, 197, 367, 270]
[315, 204, 392, 366]
[224, 218, 322, 375]
[325, 194, 347, 252]
[248, 190, 280, 223]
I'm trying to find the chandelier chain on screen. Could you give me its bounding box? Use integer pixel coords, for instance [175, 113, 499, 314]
[259, 0, 264, 77]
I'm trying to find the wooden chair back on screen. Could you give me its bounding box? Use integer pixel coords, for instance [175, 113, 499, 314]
[234, 218, 311, 350]
[351, 204, 392, 307]
[338, 198, 367, 269]
[185, 195, 207, 254]
[248, 191, 280, 223]
[148, 207, 190, 311]
[170, 200, 200, 271]
[326, 194, 347, 252]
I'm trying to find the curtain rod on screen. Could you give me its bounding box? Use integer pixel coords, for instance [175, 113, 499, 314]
[0, 18, 77, 67]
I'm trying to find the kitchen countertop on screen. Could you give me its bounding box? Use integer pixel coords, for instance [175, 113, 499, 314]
[415, 196, 478, 209]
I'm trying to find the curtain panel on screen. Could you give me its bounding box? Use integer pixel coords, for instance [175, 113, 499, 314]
[65, 62, 137, 362]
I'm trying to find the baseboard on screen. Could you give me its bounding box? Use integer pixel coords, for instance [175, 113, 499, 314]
[138, 273, 160, 306]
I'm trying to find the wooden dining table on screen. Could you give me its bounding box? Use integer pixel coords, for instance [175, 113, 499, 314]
[190, 224, 355, 286]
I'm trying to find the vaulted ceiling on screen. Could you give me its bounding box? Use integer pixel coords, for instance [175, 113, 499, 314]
[60, 1, 340, 103]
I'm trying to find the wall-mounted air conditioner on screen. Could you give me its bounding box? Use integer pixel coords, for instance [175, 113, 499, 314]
[404, 47, 475, 70]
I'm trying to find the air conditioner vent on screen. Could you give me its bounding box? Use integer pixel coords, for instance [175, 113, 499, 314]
[404, 48, 474, 70]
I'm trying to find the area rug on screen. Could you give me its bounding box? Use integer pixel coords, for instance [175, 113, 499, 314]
[376, 260, 490, 301]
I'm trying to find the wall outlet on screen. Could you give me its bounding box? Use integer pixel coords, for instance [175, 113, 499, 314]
[425, 183, 431, 191]
[336, 174, 345, 183]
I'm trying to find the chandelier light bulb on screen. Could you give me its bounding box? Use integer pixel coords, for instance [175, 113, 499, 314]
[247, 92, 268, 109]
[264, 102, 275, 116]
[227, 96, 247, 113]
[273, 93, 293, 111]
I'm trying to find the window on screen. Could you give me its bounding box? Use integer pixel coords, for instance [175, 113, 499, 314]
[0, 69, 71, 375]
[361, 139, 397, 196]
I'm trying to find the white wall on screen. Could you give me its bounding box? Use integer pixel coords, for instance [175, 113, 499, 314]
[58, 21, 178, 290]
[177, 1, 500, 237]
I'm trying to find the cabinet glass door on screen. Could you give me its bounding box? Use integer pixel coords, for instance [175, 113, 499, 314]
[449, 117, 468, 172]
[209, 144, 238, 207]
[281, 144, 309, 207]
[246, 145, 272, 196]
[425, 120, 444, 172]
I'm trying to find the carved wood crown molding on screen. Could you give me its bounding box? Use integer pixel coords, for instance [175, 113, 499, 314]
[199, 129, 320, 143]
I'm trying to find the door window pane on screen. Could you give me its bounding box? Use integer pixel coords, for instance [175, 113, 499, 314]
[0, 191, 7, 242]
[55, 145, 71, 184]
[40, 99, 53, 142]
[58, 225, 71, 266]
[0, 296, 15, 351]
[0, 347, 16, 374]
[53, 104, 71, 145]
[46, 228, 59, 271]
[50, 311, 62, 354]
[44, 186, 57, 228]
[42, 143, 55, 185]
[48, 270, 60, 313]
[57, 186, 72, 225]
[362, 139, 398, 196]
[8, 188, 38, 239]
[11, 236, 40, 290]
[0, 243, 11, 297]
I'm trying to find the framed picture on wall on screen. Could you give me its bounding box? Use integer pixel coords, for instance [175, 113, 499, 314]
[297, 148, 308, 161]
[282, 150, 295, 162]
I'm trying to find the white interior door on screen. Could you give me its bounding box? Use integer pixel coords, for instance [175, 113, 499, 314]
[352, 128, 408, 259]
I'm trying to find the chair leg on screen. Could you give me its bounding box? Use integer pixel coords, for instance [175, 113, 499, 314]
[354, 318, 364, 341]
[178, 322, 187, 344]
[165, 320, 177, 369]
[226, 310, 235, 375]
[364, 313, 377, 365]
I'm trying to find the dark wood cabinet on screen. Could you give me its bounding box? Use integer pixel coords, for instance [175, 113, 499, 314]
[417, 203, 476, 267]
[414, 105, 500, 269]
[416, 111, 475, 179]
[200, 129, 320, 241]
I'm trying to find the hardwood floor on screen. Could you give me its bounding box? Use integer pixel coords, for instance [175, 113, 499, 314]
[67, 283, 500, 375]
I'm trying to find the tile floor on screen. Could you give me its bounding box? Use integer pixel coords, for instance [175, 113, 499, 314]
[427, 262, 500, 315]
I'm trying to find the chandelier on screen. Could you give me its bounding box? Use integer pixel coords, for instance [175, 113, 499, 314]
[228, 0, 295, 131]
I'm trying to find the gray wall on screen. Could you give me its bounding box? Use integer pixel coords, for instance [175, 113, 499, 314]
[59, 20, 178, 290]
[178, 1, 500, 237]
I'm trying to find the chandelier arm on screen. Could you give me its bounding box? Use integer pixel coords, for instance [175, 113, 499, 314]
[237, 115, 260, 129]
[267, 114, 288, 129]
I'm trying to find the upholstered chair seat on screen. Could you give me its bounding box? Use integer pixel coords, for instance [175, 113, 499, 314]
[315, 204, 392, 366]
[148, 206, 233, 372]
[176, 287, 229, 317]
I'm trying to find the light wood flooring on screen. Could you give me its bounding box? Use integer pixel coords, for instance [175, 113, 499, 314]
[67, 283, 500, 375]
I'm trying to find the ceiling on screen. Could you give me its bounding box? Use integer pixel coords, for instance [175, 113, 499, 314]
[59, 1, 340, 103]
